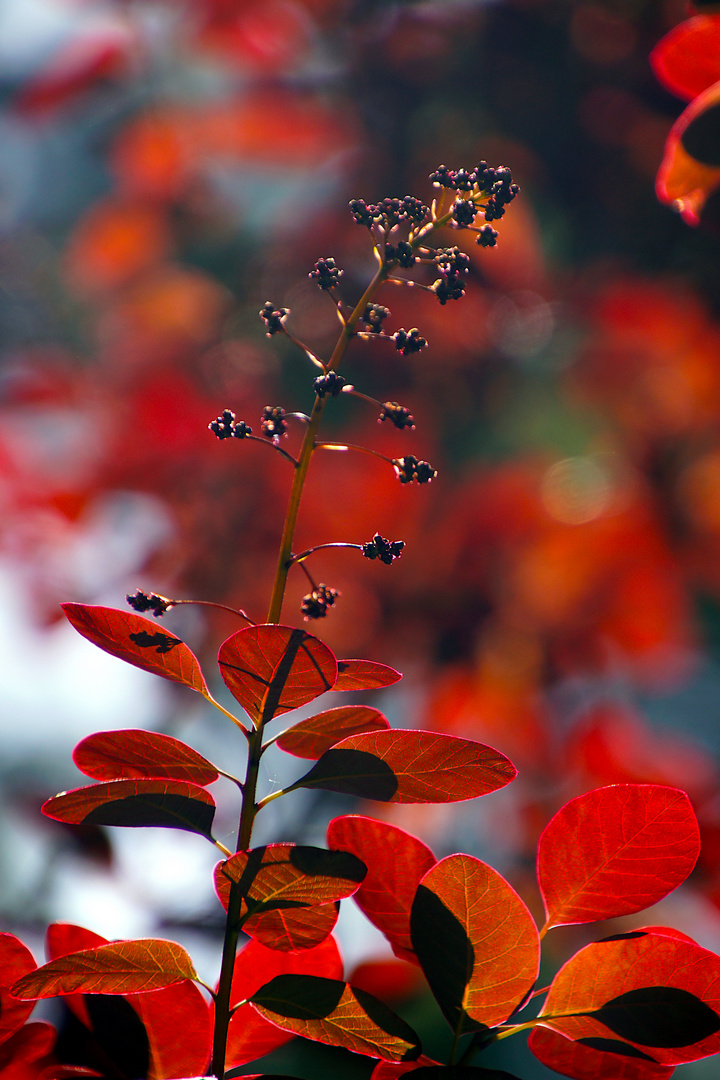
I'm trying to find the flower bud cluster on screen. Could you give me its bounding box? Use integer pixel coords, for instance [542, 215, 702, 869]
[209, 410, 252, 439]
[393, 328, 427, 355]
[380, 402, 415, 430]
[126, 590, 173, 617]
[393, 455, 437, 484]
[362, 534, 405, 564]
[260, 406, 287, 439]
[259, 302, 289, 336]
[362, 304, 391, 332]
[349, 195, 429, 230]
[385, 241, 416, 268]
[309, 258, 343, 291]
[314, 372, 346, 398]
[301, 583, 340, 620]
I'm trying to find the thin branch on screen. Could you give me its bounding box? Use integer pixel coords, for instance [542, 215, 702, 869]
[289, 541, 363, 565]
[315, 441, 393, 465]
[245, 433, 298, 467]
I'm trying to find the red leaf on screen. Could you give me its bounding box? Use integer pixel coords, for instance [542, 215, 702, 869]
[656, 80, 720, 226]
[42, 779, 216, 839]
[370, 1062, 440, 1079]
[295, 730, 516, 803]
[529, 1026, 675, 1080]
[537, 931, 720, 1065]
[348, 959, 424, 1003]
[537, 785, 701, 929]
[224, 937, 342, 1068]
[411, 855, 540, 1031]
[0, 934, 37, 1044]
[651, 16, 720, 101]
[276, 706, 390, 759]
[73, 729, 219, 785]
[218, 624, 337, 724]
[332, 659, 402, 691]
[245, 904, 340, 952]
[249, 975, 421, 1061]
[11, 940, 198, 998]
[326, 816, 436, 962]
[46, 924, 107, 1028]
[0, 1023, 56, 1074]
[61, 604, 209, 696]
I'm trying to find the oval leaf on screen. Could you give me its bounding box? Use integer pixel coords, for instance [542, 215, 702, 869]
[42, 779, 215, 839]
[537, 785, 701, 929]
[218, 624, 337, 724]
[651, 16, 720, 102]
[327, 816, 436, 962]
[276, 706, 390, 759]
[225, 937, 342, 1068]
[249, 974, 421, 1061]
[12, 940, 198, 999]
[0, 933, 38, 1043]
[538, 932, 720, 1065]
[293, 730, 516, 804]
[528, 1027, 675, 1080]
[410, 855, 540, 1033]
[214, 844, 366, 917]
[333, 659, 402, 691]
[62, 604, 209, 695]
[73, 729, 219, 785]
[0, 1022, 56, 1070]
[245, 903, 340, 952]
[131, 981, 212, 1080]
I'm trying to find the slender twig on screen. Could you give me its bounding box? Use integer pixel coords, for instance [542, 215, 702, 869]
[169, 598, 255, 625]
[289, 542, 363, 565]
[315, 442, 394, 465]
[245, 433, 298, 466]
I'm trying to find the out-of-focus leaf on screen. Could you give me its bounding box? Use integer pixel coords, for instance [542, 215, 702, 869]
[407, 1069, 524, 1078]
[293, 730, 515, 803]
[218, 624, 337, 724]
[537, 932, 720, 1065]
[249, 974, 421, 1061]
[327, 816, 436, 962]
[224, 937, 342, 1068]
[62, 604, 209, 695]
[0, 933, 37, 1043]
[410, 855, 539, 1033]
[370, 1059, 442, 1079]
[332, 659, 403, 691]
[529, 1026, 675, 1080]
[0, 1022, 56, 1072]
[537, 785, 700, 928]
[42, 779, 215, 839]
[73, 729, 219, 785]
[276, 706, 390, 759]
[244, 903, 340, 952]
[656, 80, 720, 225]
[12, 940, 198, 999]
[651, 16, 720, 101]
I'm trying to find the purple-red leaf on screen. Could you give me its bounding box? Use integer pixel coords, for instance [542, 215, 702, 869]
[528, 1026, 675, 1080]
[244, 903, 340, 952]
[276, 706, 390, 759]
[537, 931, 720, 1065]
[327, 816, 436, 963]
[73, 729, 219, 785]
[249, 974, 421, 1061]
[218, 624, 337, 724]
[0, 933, 37, 1044]
[410, 855, 540, 1032]
[294, 730, 516, 803]
[332, 659, 402, 692]
[537, 785, 701, 929]
[42, 779, 215, 839]
[0, 1022, 56, 1073]
[224, 937, 342, 1068]
[62, 604, 209, 695]
[11, 939, 198, 998]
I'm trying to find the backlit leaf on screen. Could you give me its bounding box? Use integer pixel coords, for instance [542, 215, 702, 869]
[332, 660, 403, 691]
[46, 923, 107, 1028]
[73, 729, 219, 785]
[249, 974, 421, 1061]
[409, 1069, 524, 1078]
[224, 937, 342, 1068]
[0, 1022, 56, 1071]
[293, 730, 516, 803]
[214, 844, 366, 916]
[370, 1060, 442, 1079]
[656, 80, 720, 225]
[537, 785, 700, 928]
[528, 1027, 675, 1080]
[218, 624, 337, 724]
[42, 779, 215, 839]
[327, 816, 436, 962]
[538, 932, 720, 1065]
[12, 939, 198, 998]
[62, 604, 209, 695]
[410, 855, 540, 1033]
[650, 16, 720, 101]
[0, 933, 37, 1043]
[245, 903, 340, 952]
[276, 706, 390, 759]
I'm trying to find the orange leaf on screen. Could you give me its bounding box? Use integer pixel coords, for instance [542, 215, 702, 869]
[333, 659, 402, 691]
[62, 604, 209, 696]
[411, 855, 540, 1032]
[218, 624, 337, 724]
[327, 816, 436, 962]
[276, 706, 390, 759]
[537, 785, 701, 929]
[73, 729, 219, 785]
[529, 1026, 675, 1080]
[42, 779, 216, 839]
[12, 940, 198, 999]
[244, 904, 340, 952]
[294, 730, 516, 803]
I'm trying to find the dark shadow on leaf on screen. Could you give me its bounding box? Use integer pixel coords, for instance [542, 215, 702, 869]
[288, 845, 366, 881]
[127, 631, 180, 654]
[83, 793, 215, 838]
[410, 885, 478, 1035]
[591, 986, 720, 1047]
[351, 985, 421, 1060]
[87, 995, 150, 1080]
[250, 974, 344, 1019]
[577, 1036, 659, 1061]
[293, 749, 399, 800]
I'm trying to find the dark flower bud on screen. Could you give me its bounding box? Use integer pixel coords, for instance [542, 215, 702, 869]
[314, 372, 346, 398]
[362, 533, 405, 564]
[432, 274, 466, 305]
[393, 328, 427, 355]
[301, 583, 340, 620]
[393, 455, 437, 484]
[363, 303, 391, 332]
[309, 258, 344, 291]
[126, 590, 173, 617]
[380, 402, 415, 430]
[259, 301, 289, 335]
[260, 406, 287, 438]
[209, 410, 252, 439]
[477, 224, 498, 247]
[452, 199, 477, 226]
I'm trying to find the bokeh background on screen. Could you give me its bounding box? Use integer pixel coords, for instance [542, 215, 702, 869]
[2, 0, 720, 1076]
